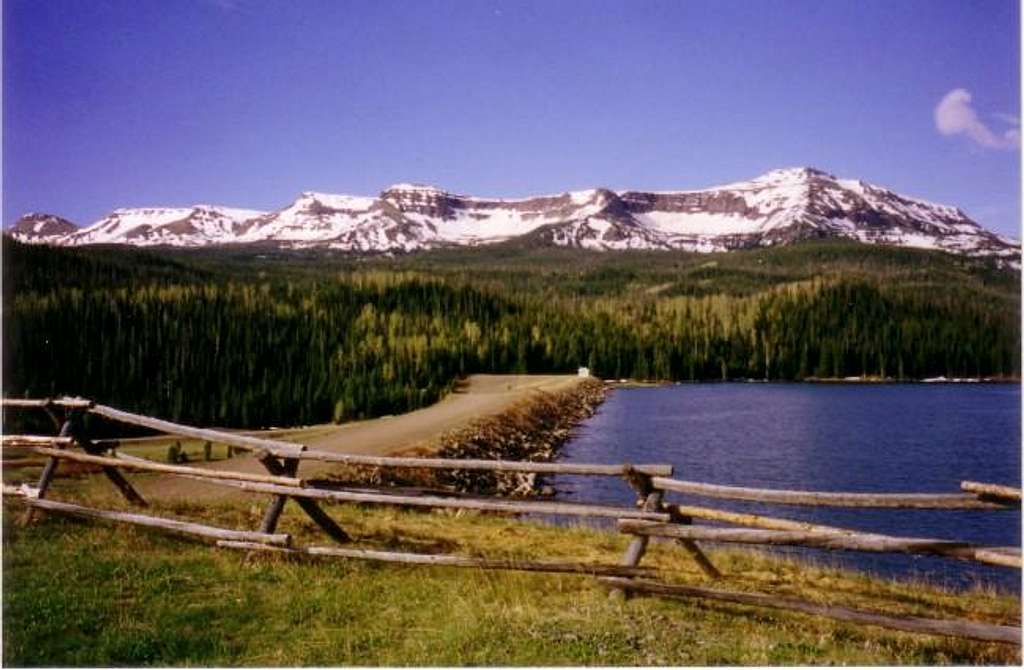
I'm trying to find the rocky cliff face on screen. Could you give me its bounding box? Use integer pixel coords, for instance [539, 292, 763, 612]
[8, 168, 1019, 265]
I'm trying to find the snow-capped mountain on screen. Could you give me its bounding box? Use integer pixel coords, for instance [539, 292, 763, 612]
[61, 205, 268, 247]
[8, 213, 78, 241]
[8, 168, 1020, 264]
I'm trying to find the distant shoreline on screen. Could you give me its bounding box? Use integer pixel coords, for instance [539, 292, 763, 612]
[605, 376, 1021, 388]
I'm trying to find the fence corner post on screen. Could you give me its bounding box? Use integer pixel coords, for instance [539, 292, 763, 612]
[613, 468, 663, 599]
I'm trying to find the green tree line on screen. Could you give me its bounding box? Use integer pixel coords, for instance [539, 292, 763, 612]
[2, 239, 1019, 428]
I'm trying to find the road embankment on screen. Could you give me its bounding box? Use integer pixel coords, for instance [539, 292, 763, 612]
[335, 376, 609, 495]
[425, 376, 608, 495]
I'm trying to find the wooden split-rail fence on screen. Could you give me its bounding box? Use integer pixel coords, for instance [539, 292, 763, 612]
[2, 396, 1021, 646]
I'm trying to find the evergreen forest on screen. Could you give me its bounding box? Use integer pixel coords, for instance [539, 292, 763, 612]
[3, 237, 1019, 428]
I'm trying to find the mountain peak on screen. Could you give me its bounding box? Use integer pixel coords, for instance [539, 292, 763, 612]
[9, 213, 78, 239]
[758, 166, 836, 182]
[381, 183, 446, 195]
[7, 170, 1017, 267]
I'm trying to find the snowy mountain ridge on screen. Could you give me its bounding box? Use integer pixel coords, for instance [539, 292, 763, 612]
[8, 168, 1019, 265]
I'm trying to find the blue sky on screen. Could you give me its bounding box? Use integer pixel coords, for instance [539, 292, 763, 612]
[3, 0, 1021, 236]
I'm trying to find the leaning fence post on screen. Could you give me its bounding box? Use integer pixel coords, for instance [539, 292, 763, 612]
[41, 398, 63, 433]
[68, 411, 148, 507]
[258, 453, 351, 543]
[259, 458, 299, 534]
[20, 416, 73, 524]
[669, 508, 722, 579]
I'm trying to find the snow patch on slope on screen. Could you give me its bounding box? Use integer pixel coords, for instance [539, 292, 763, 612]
[9, 168, 1018, 267]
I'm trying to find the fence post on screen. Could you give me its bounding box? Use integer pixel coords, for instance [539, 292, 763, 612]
[669, 508, 722, 579]
[613, 468, 663, 597]
[41, 399, 63, 433]
[620, 467, 721, 581]
[20, 416, 74, 524]
[258, 454, 351, 543]
[259, 458, 299, 534]
[69, 412, 148, 507]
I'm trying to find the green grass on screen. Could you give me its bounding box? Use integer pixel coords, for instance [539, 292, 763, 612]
[3, 479, 1020, 666]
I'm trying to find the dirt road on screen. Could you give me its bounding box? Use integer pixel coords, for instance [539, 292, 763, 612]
[299, 374, 582, 454]
[132, 374, 584, 501]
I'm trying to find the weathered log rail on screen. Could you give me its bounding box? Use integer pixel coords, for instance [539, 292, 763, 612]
[651, 476, 1010, 509]
[2, 488, 291, 546]
[600, 577, 1021, 645]
[2, 395, 1020, 646]
[618, 520, 1021, 568]
[665, 502, 1023, 568]
[199, 477, 674, 520]
[643, 478, 1021, 567]
[962, 480, 1022, 503]
[297, 450, 673, 477]
[32, 447, 304, 487]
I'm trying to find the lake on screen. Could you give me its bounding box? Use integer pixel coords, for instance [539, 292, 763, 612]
[551, 383, 1022, 592]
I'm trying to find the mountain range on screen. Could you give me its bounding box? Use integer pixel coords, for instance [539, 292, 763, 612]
[8, 167, 1019, 265]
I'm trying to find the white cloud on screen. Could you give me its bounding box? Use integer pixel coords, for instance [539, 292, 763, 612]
[934, 88, 1020, 150]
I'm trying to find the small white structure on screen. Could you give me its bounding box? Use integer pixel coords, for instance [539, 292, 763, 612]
[577, 367, 590, 377]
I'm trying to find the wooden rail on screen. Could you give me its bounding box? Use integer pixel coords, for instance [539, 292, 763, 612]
[32, 447, 304, 487]
[3, 395, 1020, 646]
[668, 504, 1024, 569]
[219, 540, 658, 577]
[652, 477, 1011, 509]
[2, 458, 50, 469]
[600, 577, 1021, 645]
[198, 478, 673, 521]
[670, 503, 1023, 567]
[2, 397, 93, 409]
[299, 449, 673, 477]
[962, 480, 1022, 503]
[619, 520, 1022, 568]
[88, 403, 307, 458]
[2, 435, 75, 448]
[670, 503, 853, 533]
[5, 397, 673, 478]
[3, 489, 290, 546]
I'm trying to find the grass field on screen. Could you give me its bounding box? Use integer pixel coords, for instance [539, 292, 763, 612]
[2, 474, 1020, 666]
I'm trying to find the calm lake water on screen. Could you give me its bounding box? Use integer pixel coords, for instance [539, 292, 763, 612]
[552, 384, 1022, 592]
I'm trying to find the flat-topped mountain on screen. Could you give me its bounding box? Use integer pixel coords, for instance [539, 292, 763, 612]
[8, 168, 1019, 265]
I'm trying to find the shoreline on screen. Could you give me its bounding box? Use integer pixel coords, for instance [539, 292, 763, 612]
[608, 376, 1021, 387]
[372, 377, 609, 495]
